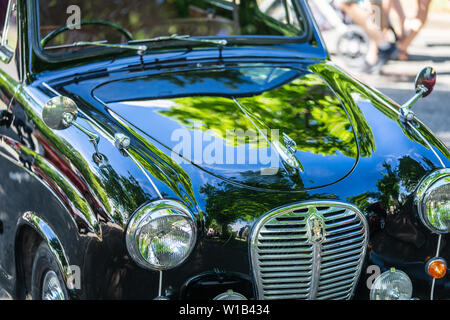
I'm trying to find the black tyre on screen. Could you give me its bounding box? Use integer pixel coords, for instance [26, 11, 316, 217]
[31, 241, 68, 300]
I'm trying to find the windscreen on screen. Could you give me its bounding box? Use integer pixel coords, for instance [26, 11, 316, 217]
[38, 0, 306, 52]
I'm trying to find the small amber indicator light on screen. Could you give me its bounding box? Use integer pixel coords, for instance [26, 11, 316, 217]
[427, 259, 447, 279]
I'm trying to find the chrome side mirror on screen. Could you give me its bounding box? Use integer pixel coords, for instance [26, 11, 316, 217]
[43, 96, 103, 164]
[415, 67, 436, 98]
[42, 96, 78, 130]
[400, 67, 436, 122]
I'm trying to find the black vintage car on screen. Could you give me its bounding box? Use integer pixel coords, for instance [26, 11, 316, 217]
[0, 0, 448, 300]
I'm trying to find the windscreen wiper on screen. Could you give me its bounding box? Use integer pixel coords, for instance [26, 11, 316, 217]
[129, 34, 228, 60]
[128, 34, 228, 47]
[44, 40, 148, 55]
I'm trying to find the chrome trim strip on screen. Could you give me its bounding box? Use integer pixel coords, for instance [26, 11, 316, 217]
[20, 212, 74, 291]
[98, 105, 164, 200]
[415, 168, 450, 234]
[249, 201, 368, 300]
[409, 125, 445, 168]
[159, 271, 163, 297]
[436, 234, 442, 257]
[125, 199, 197, 271]
[126, 150, 163, 200]
[329, 67, 446, 169]
[430, 235, 443, 300]
[310, 234, 321, 299]
[42, 82, 61, 97]
[430, 278, 436, 300]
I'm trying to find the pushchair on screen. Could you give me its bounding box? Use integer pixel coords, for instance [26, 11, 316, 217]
[309, 0, 399, 68]
[308, 0, 370, 67]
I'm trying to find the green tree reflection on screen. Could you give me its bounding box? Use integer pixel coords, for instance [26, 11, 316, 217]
[159, 72, 358, 158]
[348, 155, 436, 212]
[201, 173, 336, 238]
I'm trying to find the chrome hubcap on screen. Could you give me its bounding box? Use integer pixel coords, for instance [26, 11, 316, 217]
[42, 270, 65, 300]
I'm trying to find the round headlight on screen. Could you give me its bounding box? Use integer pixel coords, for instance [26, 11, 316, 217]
[416, 169, 450, 233]
[370, 268, 413, 300]
[213, 290, 247, 300]
[126, 200, 197, 270]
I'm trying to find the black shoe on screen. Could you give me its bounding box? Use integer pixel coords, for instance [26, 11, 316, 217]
[371, 43, 399, 74]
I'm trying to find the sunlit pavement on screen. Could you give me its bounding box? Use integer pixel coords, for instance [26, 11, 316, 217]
[323, 11, 450, 148]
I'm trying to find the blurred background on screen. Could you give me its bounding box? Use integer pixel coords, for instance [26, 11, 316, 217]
[310, 0, 450, 147]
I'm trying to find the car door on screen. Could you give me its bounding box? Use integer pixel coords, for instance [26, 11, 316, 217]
[0, 0, 23, 299]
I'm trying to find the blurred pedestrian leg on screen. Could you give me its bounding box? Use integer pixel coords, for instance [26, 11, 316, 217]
[382, 0, 406, 39]
[397, 0, 432, 60]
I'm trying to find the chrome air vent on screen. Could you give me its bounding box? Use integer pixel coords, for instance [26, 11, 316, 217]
[250, 202, 368, 300]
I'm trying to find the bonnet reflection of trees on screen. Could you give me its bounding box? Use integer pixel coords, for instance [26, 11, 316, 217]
[312, 63, 445, 159]
[349, 155, 436, 212]
[111, 116, 197, 209]
[376, 162, 401, 211]
[99, 164, 149, 224]
[201, 174, 335, 239]
[160, 96, 256, 141]
[239, 74, 357, 157]
[160, 73, 357, 158]
[310, 64, 376, 158]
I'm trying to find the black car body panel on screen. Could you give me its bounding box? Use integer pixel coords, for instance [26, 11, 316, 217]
[0, 0, 449, 300]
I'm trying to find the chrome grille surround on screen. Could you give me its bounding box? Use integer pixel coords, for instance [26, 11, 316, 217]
[250, 201, 368, 300]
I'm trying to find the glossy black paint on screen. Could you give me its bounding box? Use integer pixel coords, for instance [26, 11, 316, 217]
[0, 0, 449, 300]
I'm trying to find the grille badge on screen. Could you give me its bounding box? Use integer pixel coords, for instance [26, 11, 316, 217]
[307, 210, 326, 244]
[308, 216, 326, 244]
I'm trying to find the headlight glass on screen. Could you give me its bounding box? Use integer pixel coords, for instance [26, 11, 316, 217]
[370, 268, 412, 300]
[423, 181, 450, 232]
[126, 200, 196, 270]
[138, 214, 194, 268]
[416, 170, 450, 233]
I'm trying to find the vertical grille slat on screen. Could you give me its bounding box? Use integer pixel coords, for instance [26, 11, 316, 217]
[250, 202, 368, 300]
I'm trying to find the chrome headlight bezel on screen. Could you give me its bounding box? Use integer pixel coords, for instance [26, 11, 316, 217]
[415, 168, 450, 234]
[369, 268, 413, 300]
[126, 199, 197, 271]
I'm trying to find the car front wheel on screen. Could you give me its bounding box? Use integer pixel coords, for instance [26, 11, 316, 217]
[31, 241, 68, 300]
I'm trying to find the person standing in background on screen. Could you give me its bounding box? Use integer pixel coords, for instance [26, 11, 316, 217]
[396, 0, 432, 60]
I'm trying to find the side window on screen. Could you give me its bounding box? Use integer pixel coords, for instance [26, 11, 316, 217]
[2, 0, 17, 51]
[0, 0, 18, 63]
[0, 0, 8, 41]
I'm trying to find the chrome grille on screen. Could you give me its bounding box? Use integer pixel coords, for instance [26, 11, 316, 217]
[250, 202, 368, 300]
